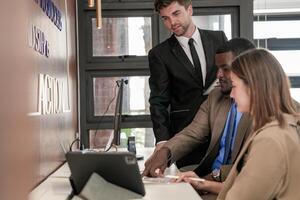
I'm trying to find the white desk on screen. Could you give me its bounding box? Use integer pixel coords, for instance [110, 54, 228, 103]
[30, 148, 202, 200]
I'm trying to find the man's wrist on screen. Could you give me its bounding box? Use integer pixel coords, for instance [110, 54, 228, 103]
[156, 141, 167, 146]
[155, 141, 167, 150]
[159, 147, 171, 166]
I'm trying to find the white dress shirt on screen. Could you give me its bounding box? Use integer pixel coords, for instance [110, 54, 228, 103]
[175, 28, 206, 85]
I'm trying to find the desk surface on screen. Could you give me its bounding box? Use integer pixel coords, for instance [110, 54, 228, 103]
[29, 148, 202, 200]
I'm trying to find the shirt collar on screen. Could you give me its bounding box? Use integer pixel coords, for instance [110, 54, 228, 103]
[175, 27, 201, 48]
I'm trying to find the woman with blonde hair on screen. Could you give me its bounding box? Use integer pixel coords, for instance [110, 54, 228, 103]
[217, 48, 300, 199]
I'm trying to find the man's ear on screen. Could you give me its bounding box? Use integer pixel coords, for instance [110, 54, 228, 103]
[187, 4, 193, 16]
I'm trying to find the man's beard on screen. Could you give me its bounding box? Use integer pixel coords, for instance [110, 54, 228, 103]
[172, 25, 187, 36]
[221, 89, 231, 95]
[219, 79, 232, 95]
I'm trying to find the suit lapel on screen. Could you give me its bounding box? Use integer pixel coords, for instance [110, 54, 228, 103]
[230, 114, 253, 162]
[169, 35, 204, 86]
[206, 96, 232, 156]
[195, 96, 232, 172]
[199, 29, 217, 90]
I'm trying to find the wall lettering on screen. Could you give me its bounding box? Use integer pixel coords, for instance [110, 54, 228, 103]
[31, 26, 50, 58]
[34, 0, 62, 31]
[28, 73, 71, 116]
[38, 74, 64, 115]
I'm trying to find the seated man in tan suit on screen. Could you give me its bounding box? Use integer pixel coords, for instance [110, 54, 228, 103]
[143, 38, 256, 183]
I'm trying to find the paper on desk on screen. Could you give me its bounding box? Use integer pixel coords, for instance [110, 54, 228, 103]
[142, 175, 205, 184]
[142, 176, 175, 184]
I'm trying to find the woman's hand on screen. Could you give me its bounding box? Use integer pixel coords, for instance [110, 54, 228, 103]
[174, 171, 199, 182]
[175, 171, 207, 191]
[174, 171, 223, 195]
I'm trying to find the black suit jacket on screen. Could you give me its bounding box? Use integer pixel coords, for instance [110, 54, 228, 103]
[149, 29, 227, 167]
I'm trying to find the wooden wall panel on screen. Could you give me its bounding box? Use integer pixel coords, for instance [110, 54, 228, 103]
[0, 0, 77, 198]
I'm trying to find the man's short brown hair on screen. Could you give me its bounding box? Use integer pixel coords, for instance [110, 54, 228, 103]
[154, 0, 191, 12]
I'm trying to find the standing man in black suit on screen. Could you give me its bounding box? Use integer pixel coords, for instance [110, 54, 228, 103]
[148, 0, 227, 168]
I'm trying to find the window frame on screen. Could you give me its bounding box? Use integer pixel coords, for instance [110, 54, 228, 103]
[77, 0, 253, 148]
[253, 13, 300, 88]
[84, 10, 158, 70]
[86, 70, 152, 127]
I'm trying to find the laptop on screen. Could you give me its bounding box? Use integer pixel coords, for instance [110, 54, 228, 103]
[66, 151, 146, 196]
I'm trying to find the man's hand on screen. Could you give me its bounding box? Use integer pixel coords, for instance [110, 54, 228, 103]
[144, 142, 165, 167]
[142, 147, 170, 177]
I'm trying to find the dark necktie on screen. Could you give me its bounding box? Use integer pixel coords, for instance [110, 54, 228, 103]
[223, 103, 237, 164]
[188, 38, 203, 88]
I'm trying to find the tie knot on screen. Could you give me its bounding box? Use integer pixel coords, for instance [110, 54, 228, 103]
[188, 38, 194, 46]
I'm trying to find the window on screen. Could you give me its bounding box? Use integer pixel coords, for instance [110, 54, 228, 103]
[291, 88, 300, 103]
[78, 8, 156, 148]
[254, 14, 300, 102]
[270, 50, 300, 76]
[89, 128, 155, 149]
[193, 14, 232, 39]
[93, 76, 150, 116]
[92, 17, 152, 57]
[254, 20, 300, 39]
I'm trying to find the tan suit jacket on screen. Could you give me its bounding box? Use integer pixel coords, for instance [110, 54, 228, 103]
[217, 114, 300, 200]
[164, 88, 253, 178]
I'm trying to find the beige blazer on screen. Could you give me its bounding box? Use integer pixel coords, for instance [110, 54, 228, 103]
[164, 88, 252, 177]
[217, 114, 300, 200]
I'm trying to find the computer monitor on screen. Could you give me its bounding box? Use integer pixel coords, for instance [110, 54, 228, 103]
[113, 79, 127, 145]
[104, 79, 128, 151]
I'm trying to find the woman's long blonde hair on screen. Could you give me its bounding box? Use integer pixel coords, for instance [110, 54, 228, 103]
[231, 48, 297, 131]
